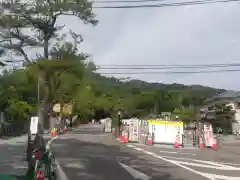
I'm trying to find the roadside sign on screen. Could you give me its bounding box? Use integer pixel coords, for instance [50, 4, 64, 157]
[30, 116, 39, 135]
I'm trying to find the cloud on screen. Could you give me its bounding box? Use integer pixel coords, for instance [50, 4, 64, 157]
[67, 0, 240, 90]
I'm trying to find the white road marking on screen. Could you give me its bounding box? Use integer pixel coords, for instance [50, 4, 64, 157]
[200, 172, 240, 180]
[126, 144, 135, 148]
[127, 144, 240, 180]
[134, 147, 144, 151]
[159, 155, 239, 169]
[220, 162, 240, 167]
[55, 159, 70, 180]
[169, 160, 240, 170]
[151, 154, 215, 180]
[117, 161, 151, 180]
[159, 150, 196, 156]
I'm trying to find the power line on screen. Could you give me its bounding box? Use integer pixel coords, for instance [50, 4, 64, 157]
[98, 69, 240, 74]
[98, 63, 240, 69]
[93, 0, 240, 8]
[92, 0, 167, 3]
[97, 63, 240, 67]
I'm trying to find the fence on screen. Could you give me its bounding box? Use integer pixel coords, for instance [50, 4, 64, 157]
[0, 121, 29, 137]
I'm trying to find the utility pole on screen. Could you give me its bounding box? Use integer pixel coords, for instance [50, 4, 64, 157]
[195, 106, 202, 148]
[116, 111, 121, 138]
[37, 76, 44, 131]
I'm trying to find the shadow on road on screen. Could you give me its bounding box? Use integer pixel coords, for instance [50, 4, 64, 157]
[52, 137, 186, 180]
[0, 142, 28, 179]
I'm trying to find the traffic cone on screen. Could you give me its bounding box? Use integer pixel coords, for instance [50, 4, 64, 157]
[199, 136, 204, 149]
[174, 132, 180, 148]
[212, 138, 217, 150]
[123, 132, 129, 143]
[111, 128, 116, 135]
[124, 136, 129, 142]
[63, 125, 68, 133]
[51, 128, 56, 137]
[119, 135, 125, 142]
[147, 133, 153, 145]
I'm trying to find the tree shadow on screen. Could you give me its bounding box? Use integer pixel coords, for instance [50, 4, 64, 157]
[0, 142, 28, 179]
[52, 137, 189, 180]
[0, 135, 51, 180]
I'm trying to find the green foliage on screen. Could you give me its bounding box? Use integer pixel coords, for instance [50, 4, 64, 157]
[173, 107, 196, 124]
[0, 0, 97, 64]
[0, 58, 224, 123]
[0, 0, 224, 123]
[6, 100, 32, 121]
[203, 103, 235, 133]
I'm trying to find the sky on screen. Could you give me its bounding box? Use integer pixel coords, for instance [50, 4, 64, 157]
[69, 0, 240, 90]
[3, 0, 240, 90]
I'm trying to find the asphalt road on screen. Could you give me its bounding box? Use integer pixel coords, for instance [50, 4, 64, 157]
[0, 134, 51, 179]
[124, 140, 240, 179]
[51, 124, 239, 180]
[0, 135, 29, 177]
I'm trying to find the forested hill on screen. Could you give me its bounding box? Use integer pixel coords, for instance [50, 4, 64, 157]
[84, 73, 226, 119]
[92, 73, 225, 99]
[0, 66, 226, 123]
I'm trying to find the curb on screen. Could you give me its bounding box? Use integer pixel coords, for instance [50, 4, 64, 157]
[45, 136, 69, 180]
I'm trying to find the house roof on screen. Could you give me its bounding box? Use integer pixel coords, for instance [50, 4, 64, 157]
[204, 90, 240, 104]
[216, 91, 240, 99]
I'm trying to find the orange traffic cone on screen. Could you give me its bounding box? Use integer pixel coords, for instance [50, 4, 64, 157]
[51, 128, 56, 137]
[147, 133, 153, 145]
[199, 136, 204, 149]
[174, 132, 180, 148]
[212, 138, 217, 150]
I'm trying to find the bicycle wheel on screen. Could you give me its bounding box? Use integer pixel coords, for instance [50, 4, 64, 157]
[47, 152, 57, 180]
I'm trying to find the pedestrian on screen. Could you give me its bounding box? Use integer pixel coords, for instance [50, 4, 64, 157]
[66, 116, 70, 128]
[56, 115, 60, 132]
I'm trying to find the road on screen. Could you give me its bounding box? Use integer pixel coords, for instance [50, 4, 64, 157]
[0, 134, 51, 179]
[130, 143, 240, 180]
[0, 135, 29, 177]
[51, 124, 240, 180]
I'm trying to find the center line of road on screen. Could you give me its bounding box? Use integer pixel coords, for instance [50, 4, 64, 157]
[160, 155, 239, 169]
[127, 144, 240, 180]
[159, 150, 196, 156]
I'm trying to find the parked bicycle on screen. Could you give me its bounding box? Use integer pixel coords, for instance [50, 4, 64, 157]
[31, 137, 58, 180]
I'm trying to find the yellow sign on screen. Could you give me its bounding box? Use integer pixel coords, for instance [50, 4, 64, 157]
[53, 104, 61, 113]
[53, 103, 72, 115]
[148, 119, 183, 126]
[63, 104, 72, 115]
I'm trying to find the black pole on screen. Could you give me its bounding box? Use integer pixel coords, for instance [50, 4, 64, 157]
[118, 114, 121, 137]
[116, 112, 121, 138]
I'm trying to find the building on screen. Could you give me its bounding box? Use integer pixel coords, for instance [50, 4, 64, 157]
[202, 91, 240, 134]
